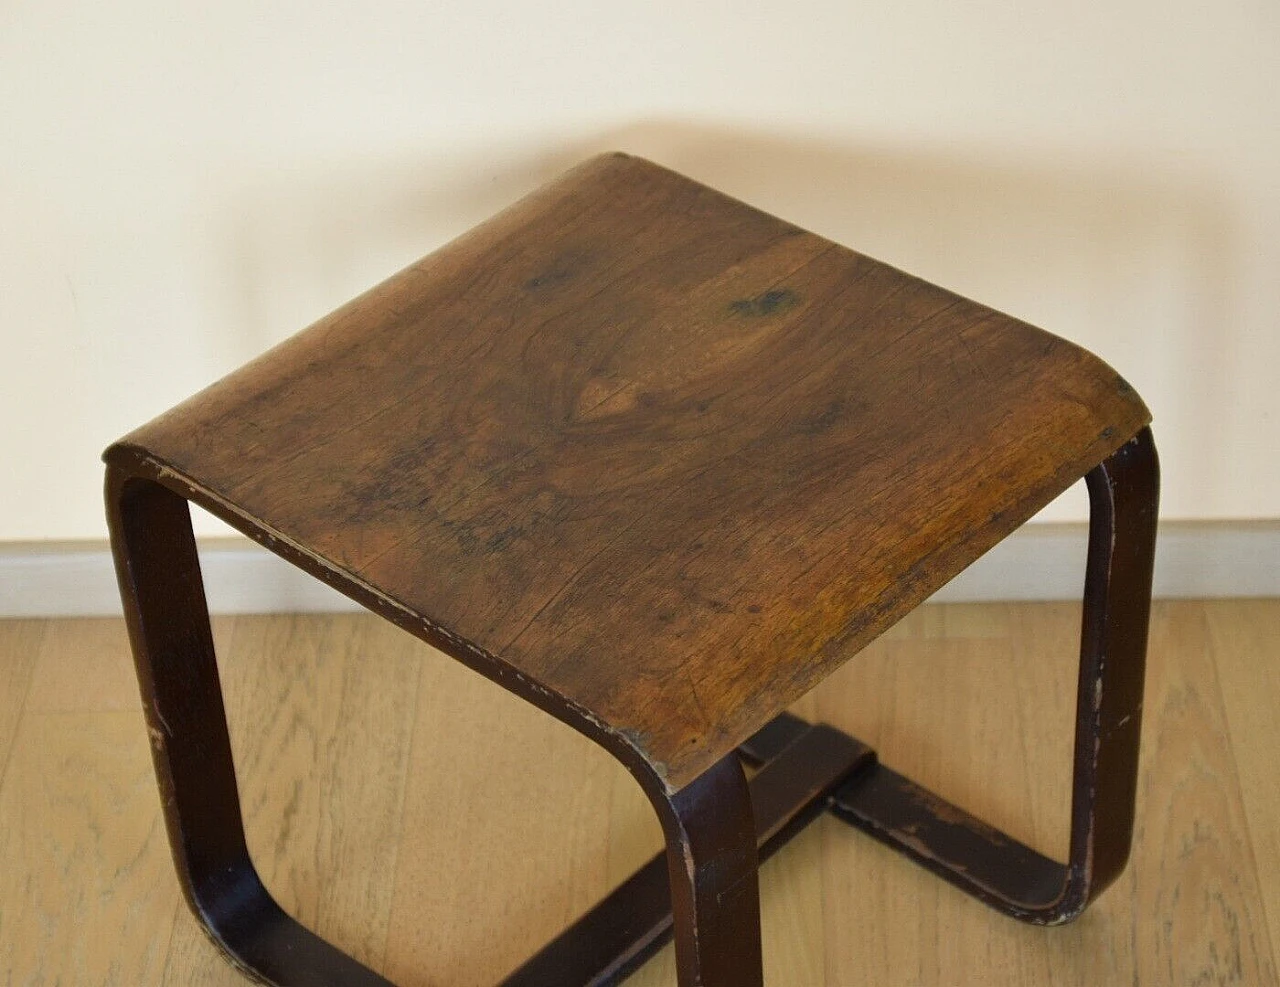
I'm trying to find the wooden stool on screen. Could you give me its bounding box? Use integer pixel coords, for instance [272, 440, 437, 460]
[105, 153, 1158, 986]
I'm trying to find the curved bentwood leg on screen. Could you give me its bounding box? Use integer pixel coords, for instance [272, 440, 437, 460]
[107, 468, 393, 985]
[109, 464, 869, 987]
[658, 755, 763, 987]
[813, 426, 1160, 923]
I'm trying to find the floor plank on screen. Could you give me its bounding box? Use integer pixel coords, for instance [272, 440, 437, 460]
[0, 619, 43, 788]
[1128, 602, 1277, 986]
[162, 614, 425, 983]
[1205, 599, 1280, 972]
[25, 617, 138, 712]
[0, 710, 180, 985]
[381, 635, 623, 986]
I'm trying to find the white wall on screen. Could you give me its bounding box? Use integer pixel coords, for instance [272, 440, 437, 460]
[3, 0, 1277, 541]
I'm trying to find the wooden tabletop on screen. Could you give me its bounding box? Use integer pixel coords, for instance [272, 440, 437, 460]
[107, 153, 1149, 792]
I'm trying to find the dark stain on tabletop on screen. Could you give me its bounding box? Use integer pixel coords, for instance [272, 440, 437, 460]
[525, 268, 575, 290]
[729, 288, 798, 318]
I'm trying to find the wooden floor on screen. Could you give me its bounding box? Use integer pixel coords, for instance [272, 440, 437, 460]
[0, 600, 1276, 985]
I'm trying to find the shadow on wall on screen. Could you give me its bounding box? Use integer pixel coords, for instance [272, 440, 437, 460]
[215, 119, 1237, 519]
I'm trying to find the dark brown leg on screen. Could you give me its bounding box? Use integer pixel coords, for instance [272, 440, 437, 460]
[792, 426, 1160, 922]
[1061, 423, 1161, 915]
[106, 467, 392, 985]
[656, 753, 763, 987]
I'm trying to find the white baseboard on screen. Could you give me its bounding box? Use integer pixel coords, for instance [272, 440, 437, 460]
[1, 521, 1277, 618]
